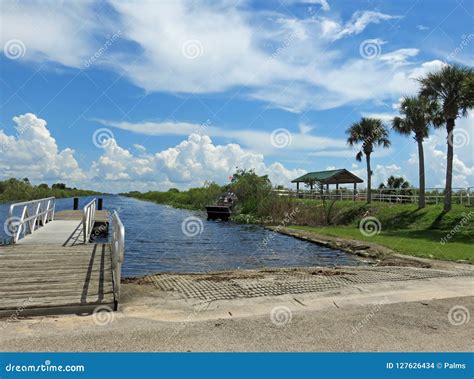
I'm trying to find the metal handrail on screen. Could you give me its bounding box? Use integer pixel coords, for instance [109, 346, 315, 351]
[7, 197, 55, 243]
[111, 211, 125, 303]
[82, 198, 97, 243]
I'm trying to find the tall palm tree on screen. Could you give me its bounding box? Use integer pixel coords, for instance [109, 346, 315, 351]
[346, 117, 391, 203]
[392, 95, 442, 208]
[418, 64, 474, 212]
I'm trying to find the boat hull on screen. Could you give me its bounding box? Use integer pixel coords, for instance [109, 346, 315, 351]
[206, 205, 232, 221]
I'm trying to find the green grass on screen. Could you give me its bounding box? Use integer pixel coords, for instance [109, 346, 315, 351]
[289, 203, 474, 263]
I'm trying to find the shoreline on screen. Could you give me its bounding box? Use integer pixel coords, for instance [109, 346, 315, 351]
[124, 196, 472, 267]
[266, 226, 473, 270]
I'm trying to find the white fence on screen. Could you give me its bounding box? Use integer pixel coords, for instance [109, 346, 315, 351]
[273, 187, 473, 205]
[7, 197, 55, 243]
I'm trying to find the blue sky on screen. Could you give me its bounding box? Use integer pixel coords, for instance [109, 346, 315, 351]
[0, 0, 473, 192]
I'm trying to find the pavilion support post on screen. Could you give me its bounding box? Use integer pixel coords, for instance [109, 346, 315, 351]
[296, 182, 300, 197]
[336, 183, 339, 200]
[353, 183, 357, 201]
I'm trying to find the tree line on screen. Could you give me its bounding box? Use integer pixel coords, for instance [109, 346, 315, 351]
[346, 64, 473, 211]
[0, 178, 99, 203]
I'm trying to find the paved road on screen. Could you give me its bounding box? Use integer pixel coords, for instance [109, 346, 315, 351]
[1, 296, 472, 352]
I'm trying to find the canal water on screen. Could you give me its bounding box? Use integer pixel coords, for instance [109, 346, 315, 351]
[0, 195, 366, 276]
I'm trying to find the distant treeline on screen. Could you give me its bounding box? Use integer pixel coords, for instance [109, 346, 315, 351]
[123, 183, 223, 211]
[122, 169, 294, 224]
[0, 178, 100, 203]
[122, 169, 274, 215]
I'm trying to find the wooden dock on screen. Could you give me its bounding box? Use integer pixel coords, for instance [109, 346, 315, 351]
[0, 198, 124, 317]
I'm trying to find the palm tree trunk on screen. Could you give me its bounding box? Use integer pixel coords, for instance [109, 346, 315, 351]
[444, 118, 455, 212]
[417, 139, 426, 208]
[366, 153, 372, 203]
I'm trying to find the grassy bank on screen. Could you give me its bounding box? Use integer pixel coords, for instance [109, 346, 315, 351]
[287, 202, 473, 263]
[0, 178, 100, 203]
[123, 183, 223, 210]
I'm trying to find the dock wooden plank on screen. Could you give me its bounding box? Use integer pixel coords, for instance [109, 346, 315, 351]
[55, 210, 109, 222]
[0, 213, 116, 315]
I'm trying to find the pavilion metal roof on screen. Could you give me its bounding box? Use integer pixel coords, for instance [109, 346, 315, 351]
[291, 169, 363, 184]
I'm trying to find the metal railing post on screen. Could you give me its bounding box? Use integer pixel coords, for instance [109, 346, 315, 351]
[111, 211, 125, 304]
[82, 198, 97, 243]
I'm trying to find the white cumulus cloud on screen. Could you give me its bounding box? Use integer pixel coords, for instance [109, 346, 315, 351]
[0, 113, 85, 182]
[89, 133, 306, 191]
